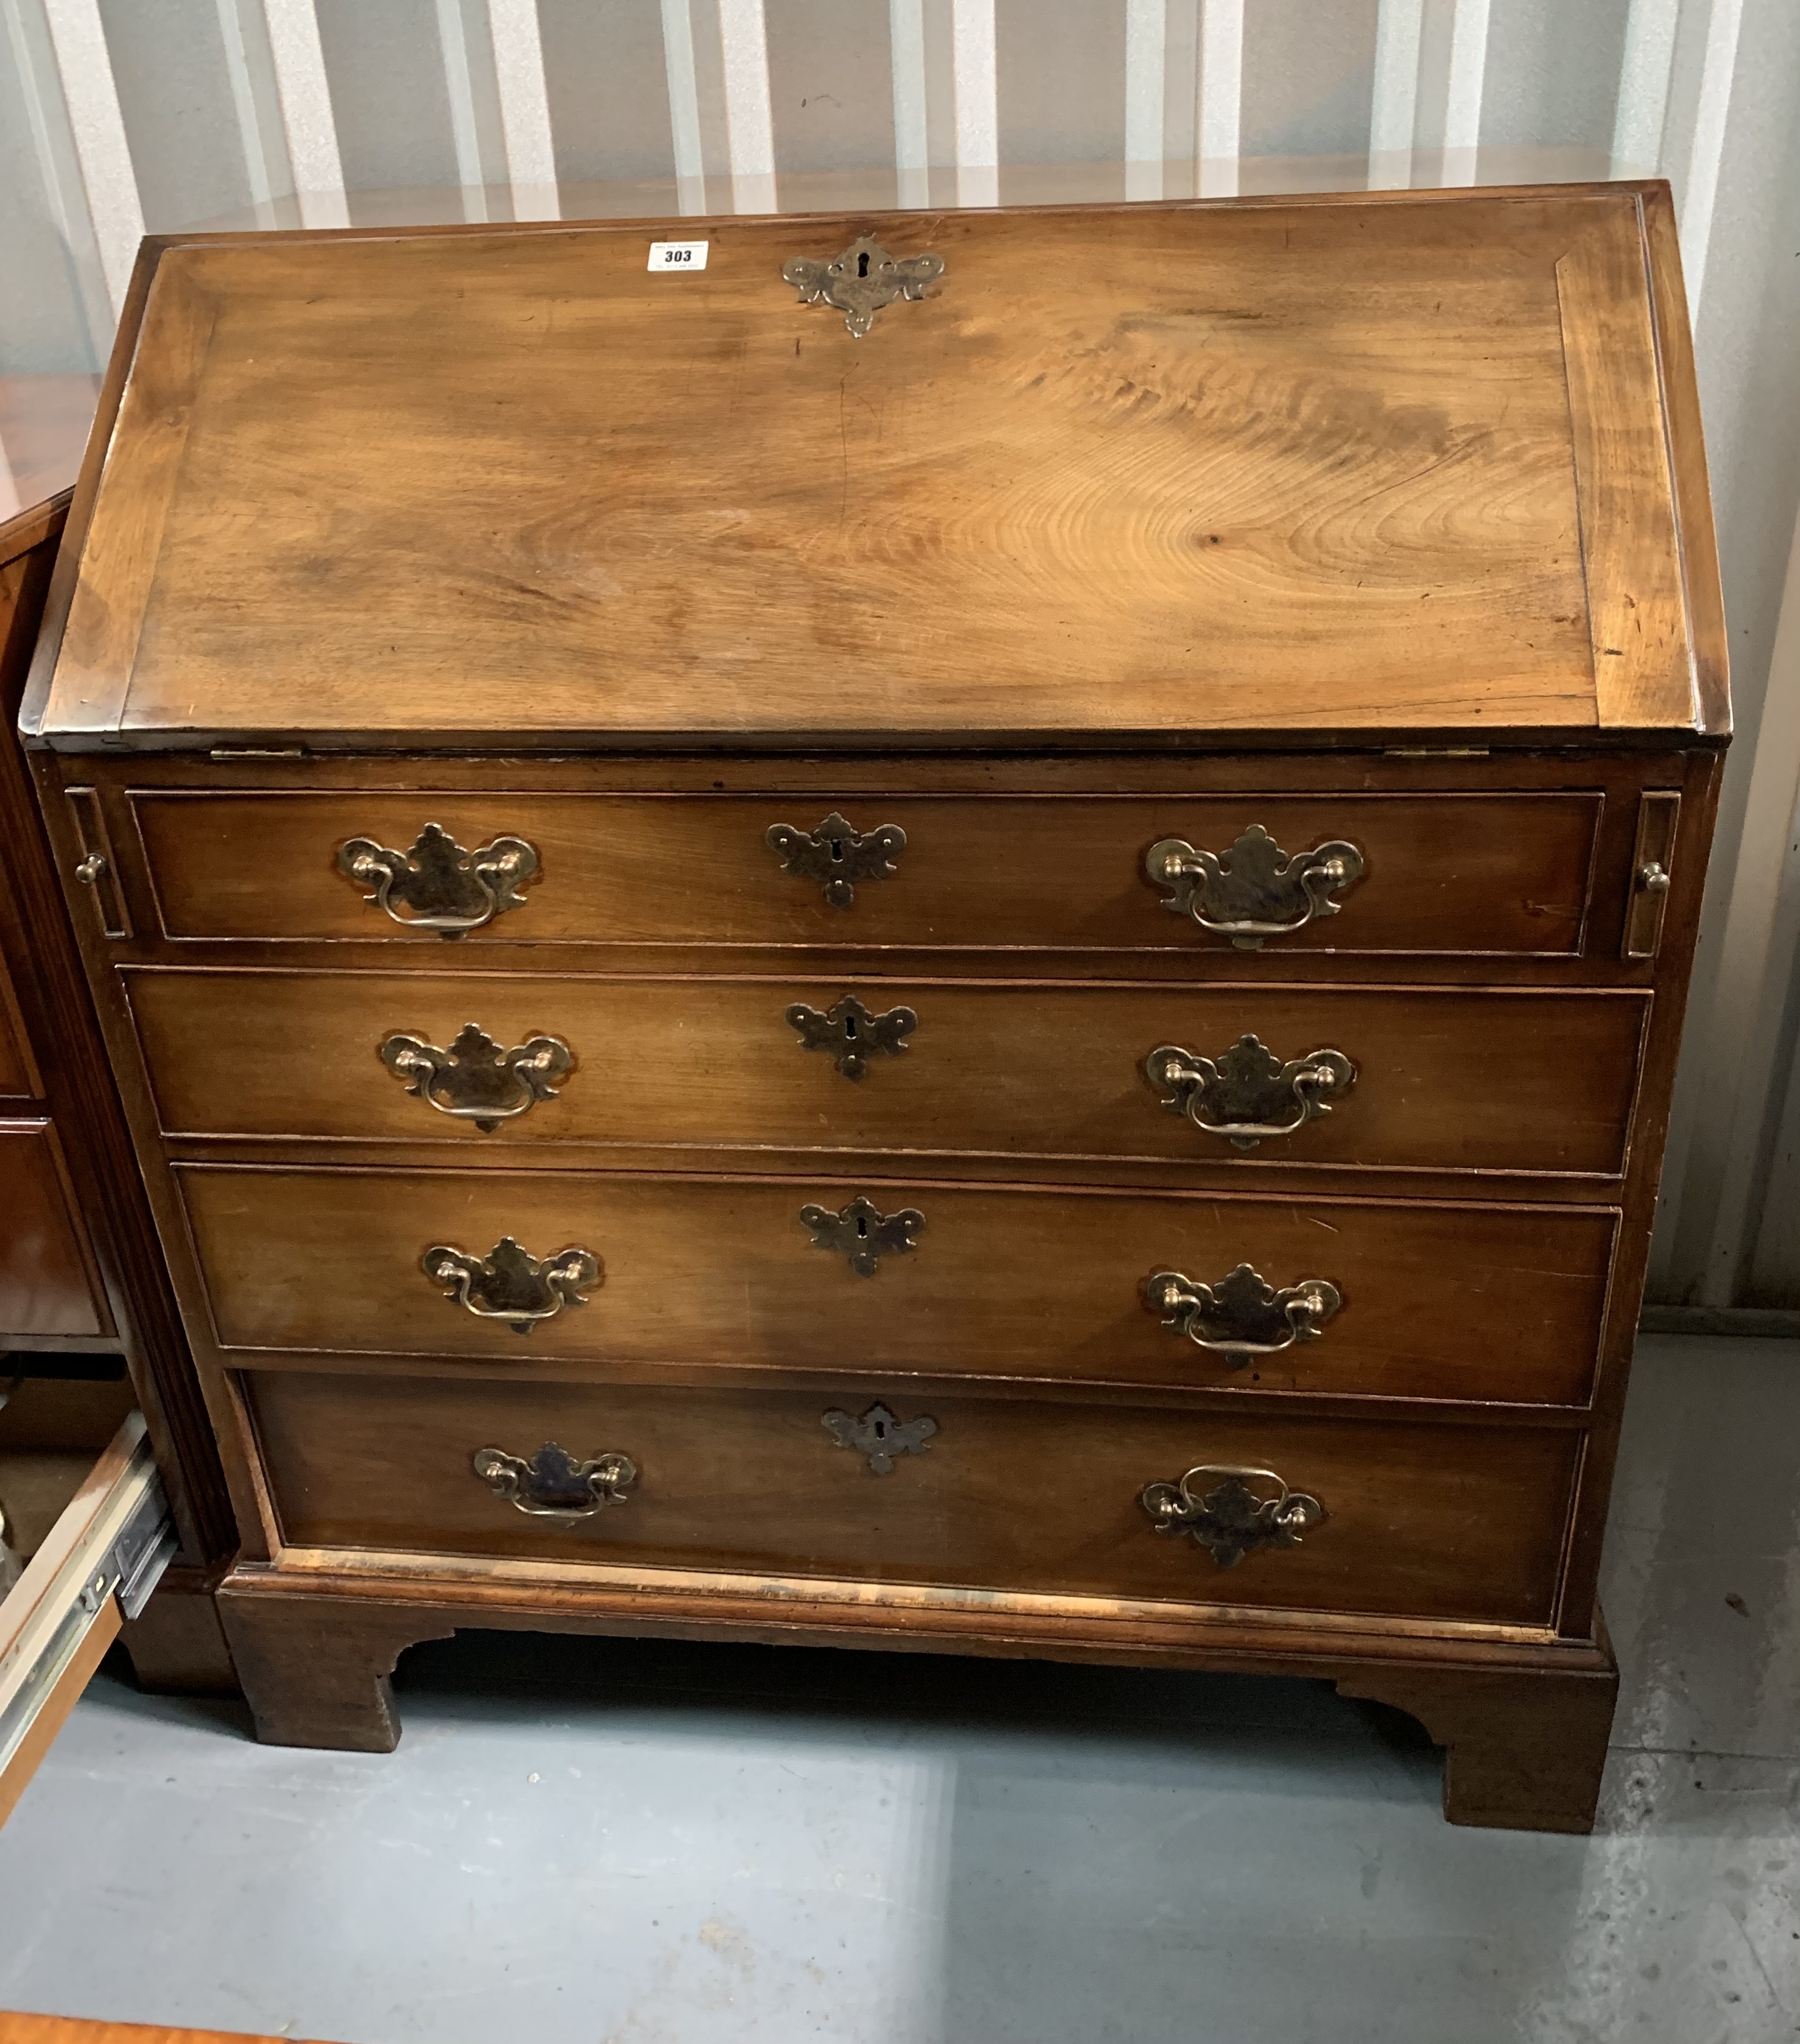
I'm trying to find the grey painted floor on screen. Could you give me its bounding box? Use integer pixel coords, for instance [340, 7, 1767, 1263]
[2, 1334, 1798, 2044]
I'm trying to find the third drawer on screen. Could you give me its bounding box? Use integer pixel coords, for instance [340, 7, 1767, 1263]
[176, 1164, 1617, 1404]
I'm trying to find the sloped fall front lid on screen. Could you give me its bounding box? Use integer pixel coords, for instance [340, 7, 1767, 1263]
[26, 184, 1724, 750]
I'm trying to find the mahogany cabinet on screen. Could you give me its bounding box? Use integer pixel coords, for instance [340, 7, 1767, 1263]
[0, 494, 236, 1704]
[21, 183, 1726, 1828]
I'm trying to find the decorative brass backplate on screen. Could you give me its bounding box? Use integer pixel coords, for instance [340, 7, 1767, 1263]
[782, 235, 944, 337]
[821, 1401, 938, 1474]
[472, 1441, 638, 1518]
[1145, 1263, 1341, 1364]
[766, 811, 907, 908]
[800, 1195, 925, 1275]
[423, 1236, 600, 1334]
[379, 1023, 572, 1132]
[1141, 1464, 1326, 1567]
[1146, 1033, 1357, 1150]
[787, 994, 917, 1079]
[336, 822, 539, 938]
[1145, 825, 1364, 948]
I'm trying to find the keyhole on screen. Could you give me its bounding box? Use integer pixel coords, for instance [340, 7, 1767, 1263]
[856, 1216, 869, 1239]
[857, 250, 870, 278]
[871, 1415, 889, 1440]
[829, 837, 845, 862]
[845, 1011, 859, 1039]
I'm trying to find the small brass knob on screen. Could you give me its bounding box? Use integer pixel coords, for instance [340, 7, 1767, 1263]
[74, 853, 108, 886]
[1637, 861, 1671, 895]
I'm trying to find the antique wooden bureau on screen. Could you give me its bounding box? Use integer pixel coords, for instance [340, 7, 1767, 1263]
[20, 183, 1725, 1831]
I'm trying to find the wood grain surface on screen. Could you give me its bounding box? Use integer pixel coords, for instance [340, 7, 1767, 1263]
[0, 1597, 122, 1831]
[125, 967, 1650, 1180]
[0, 951, 37, 1097]
[128, 786, 1602, 956]
[7, 190, 1731, 1830]
[0, 1122, 110, 1338]
[0, 1419, 141, 1780]
[248, 1369, 1579, 1626]
[1638, 184, 1729, 735]
[28, 188, 1709, 747]
[1, 489, 234, 1573]
[1555, 221, 1691, 727]
[212, 1563, 1620, 1836]
[174, 1162, 1615, 1405]
[0, 2021, 310, 2044]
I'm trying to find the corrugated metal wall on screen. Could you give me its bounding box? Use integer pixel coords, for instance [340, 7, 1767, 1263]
[3, 0, 1799, 1309]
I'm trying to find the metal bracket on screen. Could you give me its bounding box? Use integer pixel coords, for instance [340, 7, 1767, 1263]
[1145, 1263, 1342, 1364]
[786, 994, 917, 1079]
[379, 1023, 573, 1131]
[766, 812, 906, 908]
[0, 1417, 175, 1785]
[821, 1402, 938, 1474]
[800, 1196, 925, 1275]
[782, 236, 944, 337]
[1145, 825, 1363, 949]
[424, 1236, 601, 1334]
[1146, 1034, 1357, 1150]
[336, 823, 538, 939]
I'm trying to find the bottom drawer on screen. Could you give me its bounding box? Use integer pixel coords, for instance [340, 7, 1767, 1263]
[250, 1373, 1578, 1629]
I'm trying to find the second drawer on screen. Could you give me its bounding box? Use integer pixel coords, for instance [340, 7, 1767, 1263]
[128, 970, 1650, 1180]
[177, 1165, 1616, 1404]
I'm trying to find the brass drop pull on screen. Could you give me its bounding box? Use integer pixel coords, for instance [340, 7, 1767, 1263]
[1146, 1263, 1341, 1364]
[800, 1196, 924, 1275]
[472, 1442, 637, 1518]
[1146, 825, 1363, 948]
[766, 811, 906, 908]
[821, 1401, 937, 1474]
[379, 1023, 572, 1131]
[423, 1236, 600, 1334]
[1147, 1033, 1356, 1149]
[336, 822, 538, 938]
[787, 994, 917, 1079]
[1141, 1464, 1326, 1568]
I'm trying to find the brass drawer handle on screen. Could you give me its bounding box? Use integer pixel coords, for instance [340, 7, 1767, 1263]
[821, 1401, 937, 1473]
[380, 1023, 572, 1131]
[800, 1196, 924, 1275]
[767, 811, 906, 908]
[473, 1442, 637, 1518]
[424, 1236, 600, 1334]
[1147, 1032, 1356, 1150]
[787, 994, 917, 1079]
[1146, 825, 1363, 949]
[1141, 1464, 1326, 1568]
[336, 822, 538, 938]
[1146, 1263, 1341, 1364]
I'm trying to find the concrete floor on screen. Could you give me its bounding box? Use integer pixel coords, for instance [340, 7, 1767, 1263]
[1, 1334, 1796, 2044]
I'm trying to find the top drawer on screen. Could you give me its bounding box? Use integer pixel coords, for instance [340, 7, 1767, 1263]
[128, 791, 1602, 957]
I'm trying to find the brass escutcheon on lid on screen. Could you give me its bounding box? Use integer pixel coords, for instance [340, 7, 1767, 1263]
[782, 234, 944, 337]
